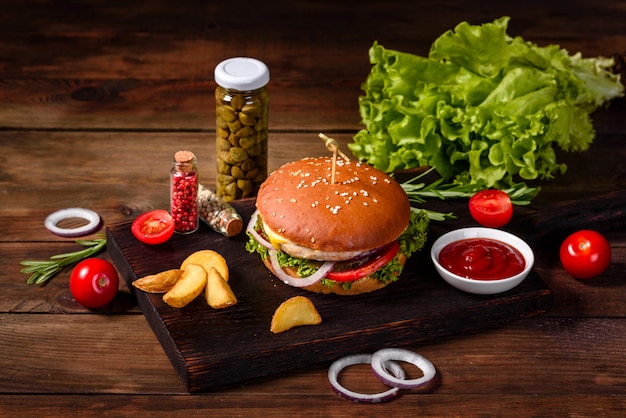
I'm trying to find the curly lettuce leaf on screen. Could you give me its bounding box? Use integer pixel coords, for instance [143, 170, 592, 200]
[349, 16, 624, 190]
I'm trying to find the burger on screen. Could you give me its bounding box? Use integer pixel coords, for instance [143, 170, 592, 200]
[245, 157, 429, 295]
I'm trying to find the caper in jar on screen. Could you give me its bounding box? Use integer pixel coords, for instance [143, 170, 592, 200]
[215, 86, 268, 201]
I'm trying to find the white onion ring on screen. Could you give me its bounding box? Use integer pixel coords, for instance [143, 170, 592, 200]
[328, 354, 405, 403]
[371, 348, 437, 390]
[268, 249, 335, 287]
[246, 210, 274, 249]
[44, 208, 101, 237]
[248, 210, 336, 287]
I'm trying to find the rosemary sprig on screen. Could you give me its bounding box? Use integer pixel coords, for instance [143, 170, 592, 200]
[20, 236, 107, 285]
[401, 167, 540, 220]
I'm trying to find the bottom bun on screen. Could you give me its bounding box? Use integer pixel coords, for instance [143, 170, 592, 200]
[262, 253, 408, 296]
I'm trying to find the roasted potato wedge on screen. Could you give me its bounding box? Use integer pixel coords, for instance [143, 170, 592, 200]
[133, 269, 182, 293]
[163, 264, 207, 308]
[270, 296, 322, 334]
[205, 267, 238, 309]
[181, 250, 229, 282]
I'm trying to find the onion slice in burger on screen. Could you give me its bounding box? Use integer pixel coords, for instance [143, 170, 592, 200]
[267, 249, 335, 288]
[249, 210, 336, 287]
[246, 210, 273, 250]
[371, 348, 437, 390]
[328, 354, 405, 403]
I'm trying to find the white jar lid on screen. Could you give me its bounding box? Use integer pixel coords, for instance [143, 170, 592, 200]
[214, 57, 270, 91]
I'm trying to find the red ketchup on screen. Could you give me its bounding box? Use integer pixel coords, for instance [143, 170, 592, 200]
[438, 238, 525, 280]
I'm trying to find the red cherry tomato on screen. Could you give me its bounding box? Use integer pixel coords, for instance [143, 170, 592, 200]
[70, 258, 119, 308]
[326, 241, 400, 282]
[131, 209, 175, 245]
[559, 230, 611, 279]
[468, 189, 513, 228]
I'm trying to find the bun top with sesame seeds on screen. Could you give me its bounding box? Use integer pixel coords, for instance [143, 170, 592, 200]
[255, 157, 411, 260]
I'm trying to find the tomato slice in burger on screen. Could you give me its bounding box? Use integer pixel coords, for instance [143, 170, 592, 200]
[326, 241, 400, 282]
[131, 210, 175, 245]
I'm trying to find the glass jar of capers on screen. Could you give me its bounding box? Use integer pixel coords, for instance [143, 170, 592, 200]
[214, 57, 270, 202]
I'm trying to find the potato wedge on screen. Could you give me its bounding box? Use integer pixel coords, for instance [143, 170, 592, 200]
[205, 267, 238, 309]
[163, 264, 207, 308]
[133, 269, 183, 293]
[270, 296, 322, 334]
[181, 250, 229, 282]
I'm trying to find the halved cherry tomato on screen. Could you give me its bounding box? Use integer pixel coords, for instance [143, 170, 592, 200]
[326, 241, 400, 282]
[70, 258, 119, 308]
[131, 209, 175, 245]
[469, 189, 513, 228]
[559, 230, 611, 279]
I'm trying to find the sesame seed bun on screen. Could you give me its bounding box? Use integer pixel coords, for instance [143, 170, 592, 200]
[256, 157, 410, 259]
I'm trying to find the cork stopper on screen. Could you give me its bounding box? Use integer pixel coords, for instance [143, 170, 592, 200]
[174, 150, 196, 164]
[224, 217, 243, 237]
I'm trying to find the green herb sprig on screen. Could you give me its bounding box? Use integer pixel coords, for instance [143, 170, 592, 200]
[401, 167, 539, 221]
[20, 236, 107, 285]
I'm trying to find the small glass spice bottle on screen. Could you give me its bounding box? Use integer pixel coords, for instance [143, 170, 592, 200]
[170, 150, 199, 234]
[214, 57, 269, 202]
[197, 184, 243, 237]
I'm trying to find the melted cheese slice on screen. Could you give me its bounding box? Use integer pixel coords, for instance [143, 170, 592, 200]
[263, 223, 288, 250]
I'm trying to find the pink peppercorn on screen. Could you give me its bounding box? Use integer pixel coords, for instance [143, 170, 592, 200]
[171, 150, 199, 234]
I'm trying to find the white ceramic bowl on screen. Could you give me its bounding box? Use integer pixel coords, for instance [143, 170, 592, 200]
[430, 227, 534, 295]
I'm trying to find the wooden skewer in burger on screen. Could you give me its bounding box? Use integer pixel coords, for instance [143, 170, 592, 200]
[245, 134, 429, 295]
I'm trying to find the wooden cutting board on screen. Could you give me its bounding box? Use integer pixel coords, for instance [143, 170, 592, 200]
[107, 198, 554, 393]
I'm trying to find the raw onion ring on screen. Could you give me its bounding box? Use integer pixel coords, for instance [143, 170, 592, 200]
[44, 208, 101, 237]
[249, 210, 336, 287]
[246, 210, 273, 249]
[371, 348, 436, 390]
[328, 354, 405, 403]
[267, 249, 335, 287]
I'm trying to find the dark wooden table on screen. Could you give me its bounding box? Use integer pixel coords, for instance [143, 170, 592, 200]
[1, 1, 625, 416]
